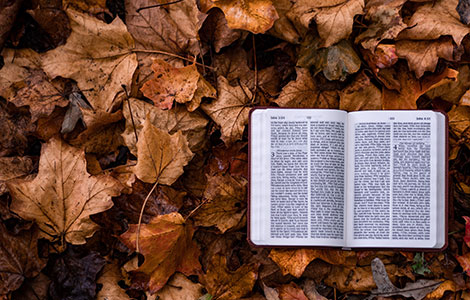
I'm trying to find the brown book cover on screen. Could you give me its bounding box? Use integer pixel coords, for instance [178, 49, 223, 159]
[247, 107, 448, 251]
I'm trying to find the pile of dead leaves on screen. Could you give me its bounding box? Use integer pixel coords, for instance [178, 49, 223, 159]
[2, 0, 470, 299]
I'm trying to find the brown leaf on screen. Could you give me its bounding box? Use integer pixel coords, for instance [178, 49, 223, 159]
[426, 65, 470, 104]
[11, 273, 50, 300]
[274, 68, 339, 108]
[133, 117, 194, 185]
[0, 103, 35, 157]
[0, 156, 34, 195]
[7, 137, 122, 247]
[362, 44, 399, 74]
[448, 105, 470, 139]
[193, 174, 247, 233]
[340, 71, 382, 111]
[119, 212, 201, 293]
[355, 0, 408, 51]
[0, 48, 42, 94]
[151, 273, 204, 300]
[200, 9, 243, 53]
[201, 76, 252, 145]
[302, 279, 327, 300]
[63, 0, 109, 14]
[396, 37, 455, 78]
[202, 253, 259, 300]
[0, 224, 46, 296]
[278, 282, 308, 300]
[27, 3, 71, 49]
[398, 0, 470, 46]
[0, 1, 22, 50]
[41, 9, 138, 112]
[96, 262, 130, 300]
[268, 0, 304, 44]
[287, 0, 364, 47]
[199, 0, 279, 34]
[122, 98, 209, 154]
[141, 59, 215, 110]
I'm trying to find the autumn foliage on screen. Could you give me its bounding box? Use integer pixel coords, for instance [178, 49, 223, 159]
[1, 0, 470, 299]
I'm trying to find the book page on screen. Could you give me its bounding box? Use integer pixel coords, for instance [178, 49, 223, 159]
[250, 108, 347, 246]
[346, 111, 442, 248]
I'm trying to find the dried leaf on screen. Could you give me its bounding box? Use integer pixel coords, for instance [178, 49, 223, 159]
[63, 0, 109, 14]
[268, 0, 304, 44]
[463, 216, 470, 247]
[0, 48, 42, 92]
[340, 71, 382, 111]
[0, 156, 34, 195]
[193, 174, 247, 233]
[200, 9, 243, 53]
[41, 9, 138, 112]
[201, 76, 252, 145]
[199, 0, 279, 34]
[11, 273, 50, 300]
[151, 273, 204, 300]
[133, 117, 194, 185]
[302, 279, 327, 300]
[278, 282, 308, 300]
[96, 262, 130, 300]
[7, 137, 123, 247]
[262, 282, 280, 300]
[426, 65, 470, 104]
[119, 212, 201, 293]
[457, 253, 470, 274]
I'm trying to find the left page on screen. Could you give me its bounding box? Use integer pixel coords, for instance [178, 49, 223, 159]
[249, 108, 347, 247]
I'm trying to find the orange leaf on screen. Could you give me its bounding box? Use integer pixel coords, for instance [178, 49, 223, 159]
[278, 282, 308, 300]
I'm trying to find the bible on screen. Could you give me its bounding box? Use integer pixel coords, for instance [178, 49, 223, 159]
[249, 108, 447, 250]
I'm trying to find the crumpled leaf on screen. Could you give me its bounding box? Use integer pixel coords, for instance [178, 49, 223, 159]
[340, 71, 382, 111]
[362, 44, 399, 74]
[368, 257, 441, 300]
[96, 261, 130, 300]
[355, 0, 408, 51]
[7, 137, 122, 247]
[457, 252, 470, 275]
[278, 282, 308, 300]
[41, 9, 138, 112]
[274, 68, 339, 108]
[427, 65, 470, 104]
[193, 174, 247, 233]
[0, 224, 45, 296]
[268, 0, 304, 44]
[396, 37, 454, 78]
[119, 212, 201, 294]
[140, 59, 215, 110]
[122, 98, 209, 154]
[398, 0, 470, 46]
[287, 0, 364, 47]
[202, 253, 259, 300]
[133, 117, 194, 185]
[199, 8, 243, 53]
[201, 76, 252, 145]
[199, 0, 279, 34]
[463, 216, 470, 247]
[151, 273, 204, 300]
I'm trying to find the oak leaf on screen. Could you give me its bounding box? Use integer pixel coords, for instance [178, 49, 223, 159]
[193, 174, 247, 233]
[140, 59, 216, 110]
[96, 262, 130, 300]
[122, 98, 209, 154]
[202, 253, 259, 300]
[133, 118, 194, 185]
[41, 9, 138, 112]
[278, 282, 308, 300]
[340, 71, 382, 111]
[287, 0, 364, 47]
[396, 37, 454, 78]
[199, 0, 279, 34]
[0, 224, 45, 296]
[274, 68, 339, 108]
[398, 0, 470, 46]
[201, 76, 252, 145]
[7, 137, 122, 247]
[150, 273, 204, 300]
[119, 212, 201, 293]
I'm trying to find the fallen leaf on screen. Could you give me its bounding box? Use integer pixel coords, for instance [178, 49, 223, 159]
[0, 156, 34, 195]
[274, 68, 339, 108]
[199, 0, 279, 34]
[457, 0, 470, 24]
[448, 105, 470, 139]
[0, 103, 35, 157]
[457, 252, 470, 274]
[302, 279, 327, 300]
[424, 280, 457, 299]
[199, 8, 243, 53]
[0, 224, 45, 296]
[193, 174, 247, 233]
[63, 0, 109, 15]
[151, 273, 204, 300]
[278, 282, 308, 300]
[340, 71, 382, 111]
[133, 117, 194, 185]
[355, 0, 408, 51]
[268, 0, 304, 44]
[96, 261, 130, 300]
[7, 137, 122, 247]
[41, 9, 138, 112]
[362, 44, 399, 74]
[426, 65, 470, 104]
[11, 273, 50, 300]
[396, 37, 455, 78]
[287, 0, 364, 47]
[0, 1, 22, 50]
[122, 98, 209, 154]
[119, 212, 201, 293]
[262, 282, 280, 300]
[398, 0, 470, 46]
[202, 253, 259, 300]
[463, 216, 470, 247]
[201, 76, 252, 145]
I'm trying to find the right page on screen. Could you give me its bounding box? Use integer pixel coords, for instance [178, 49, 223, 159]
[346, 110, 445, 248]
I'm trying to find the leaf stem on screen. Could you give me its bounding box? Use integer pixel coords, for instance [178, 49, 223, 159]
[131, 49, 214, 70]
[136, 180, 159, 253]
[136, 0, 183, 13]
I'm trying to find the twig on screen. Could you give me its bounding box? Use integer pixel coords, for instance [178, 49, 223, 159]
[131, 49, 214, 69]
[184, 198, 210, 221]
[122, 85, 138, 144]
[136, 0, 183, 13]
[136, 180, 159, 253]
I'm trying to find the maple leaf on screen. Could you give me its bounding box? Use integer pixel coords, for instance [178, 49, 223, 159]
[202, 253, 259, 300]
[340, 71, 382, 111]
[140, 59, 215, 110]
[396, 37, 455, 78]
[122, 98, 209, 154]
[96, 262, 130, 300]
[0, 224, 45, 296]
[275, 68, 339, 108]
[119, 212, 201, 293]
[0, 48, 41, 94]
[278, 282, 309, 300]
[398, 0, 470, 46]
[41, 9, 138, 112]
[201, 76, 252, 145]
[199, 0, 279, 34]
[193, 174, 247, 233]
[133, 117, 194, 185]
[7, 137, 122, 247]
[287, 0, 364, 47]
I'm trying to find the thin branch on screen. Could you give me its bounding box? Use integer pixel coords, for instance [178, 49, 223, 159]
[136, 180, 159, 253]
[122, 85, 138, 144]
[184, 198, 210, 221]
[136, 0, 183, 13]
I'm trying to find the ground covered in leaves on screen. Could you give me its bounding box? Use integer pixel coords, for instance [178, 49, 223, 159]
[1, 0, 470, 299]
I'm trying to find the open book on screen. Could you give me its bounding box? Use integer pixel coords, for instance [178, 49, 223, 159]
[249, 108, 447, 249]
